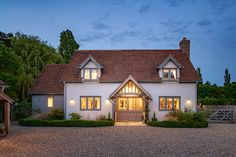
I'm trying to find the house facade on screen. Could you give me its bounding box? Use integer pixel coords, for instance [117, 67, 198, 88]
[29, 37, 199, 121]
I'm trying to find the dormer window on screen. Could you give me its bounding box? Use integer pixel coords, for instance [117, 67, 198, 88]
[79, 55, 103, 82]
[163, 68, 177, 80]
[84, 68, 98, 80]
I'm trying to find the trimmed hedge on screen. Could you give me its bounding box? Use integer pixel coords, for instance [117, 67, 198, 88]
[147, 120, 208, 128]
[19, 119, 114, 127]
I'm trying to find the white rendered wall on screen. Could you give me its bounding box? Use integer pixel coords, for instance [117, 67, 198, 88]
[141, 82, 197, 121]
[65, 83, 120, 120]
[65, 82, 197, 121]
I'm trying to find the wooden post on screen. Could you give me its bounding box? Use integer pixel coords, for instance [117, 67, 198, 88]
[4, 102, 10, 134]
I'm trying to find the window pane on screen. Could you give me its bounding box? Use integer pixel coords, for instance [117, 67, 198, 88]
[88, 97, 93, 109]
[81, 97, 87, 109]
[174, 98, 180, 110]
[136, 98, 143, 111]
[118, 98, 128, 110]
[160, 97, 165, 110]
[128, 98, 135, 111]
[48, 96, 53, 107]
[94, 97, 100, 109]
[91, 69, 97, 80]
[84, 69, 90, 79]
[163, 69, 169, 79]
[170, 69, 177, 79]
[167, 97, 173, 110]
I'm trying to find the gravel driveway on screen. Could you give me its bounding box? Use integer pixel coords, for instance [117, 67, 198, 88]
[0, 124, 236, 157]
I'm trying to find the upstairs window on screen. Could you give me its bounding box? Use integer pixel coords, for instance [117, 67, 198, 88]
[163, 68, 177, 80]
[84, 68, 98, 80]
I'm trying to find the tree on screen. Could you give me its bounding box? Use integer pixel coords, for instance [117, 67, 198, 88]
[224, 68, 231, 86]
[59, 29, 79, 63]
[196, 67, 203, 84]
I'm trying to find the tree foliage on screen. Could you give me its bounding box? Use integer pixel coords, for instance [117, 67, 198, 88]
[196, 67, 203, 84]
[59, 29, 79, 63]
[0, 32, 63, 102]
[224, 68, 231, 86]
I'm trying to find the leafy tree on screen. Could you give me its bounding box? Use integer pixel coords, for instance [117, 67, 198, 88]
[196, 67, 203, 84]
[59, 29, 79, 63]
[224, 68, 231, 86]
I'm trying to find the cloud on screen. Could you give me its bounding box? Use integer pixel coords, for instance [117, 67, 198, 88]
[197, 19, 212, 26]
[80, 32, 111, 42]
[92, 21, 110, 30]
[139, 4, 151, 13]
[165, 0, 188, 7]
[206, 0, 236, 14]
[160, 20, 192, 34]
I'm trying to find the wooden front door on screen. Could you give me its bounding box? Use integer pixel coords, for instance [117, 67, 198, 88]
[116, 97, 144, 122]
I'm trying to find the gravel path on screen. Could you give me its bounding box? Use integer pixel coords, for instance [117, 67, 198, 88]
[0, 124, 236, 157]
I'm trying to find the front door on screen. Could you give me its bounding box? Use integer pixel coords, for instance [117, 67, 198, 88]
[116, 97, 144, 122]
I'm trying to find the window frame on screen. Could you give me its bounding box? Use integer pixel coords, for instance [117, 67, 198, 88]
[83, 68, 98, 80]
[162, 68, 177, 80]
[80, 96, 101, 111]
[159, 96, 181, 111]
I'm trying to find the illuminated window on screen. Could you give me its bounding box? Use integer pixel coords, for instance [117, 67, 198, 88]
[159, 96, 180, 111]
[80, 97, 87, 109]
[48, 96, 53, 107]
[119, 81, 141, 94]
[80, 96, 101, 110]
[162, 69, 177, 80]
[83, 68, 98, 80]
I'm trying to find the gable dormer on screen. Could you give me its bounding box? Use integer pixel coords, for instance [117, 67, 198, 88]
[157, 55, 182, 81]
[78, 55, 103, 81]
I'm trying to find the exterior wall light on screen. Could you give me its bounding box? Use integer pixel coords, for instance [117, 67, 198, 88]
[186, 99, 192, 106]
[105, 99, 110, 106]
[69, 98, 76, 106]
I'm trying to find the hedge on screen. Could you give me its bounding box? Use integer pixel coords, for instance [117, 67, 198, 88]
[147, 120, 208, 128]
[19, 119, 114, 127]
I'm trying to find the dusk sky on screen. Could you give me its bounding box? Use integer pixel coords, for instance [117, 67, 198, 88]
[1, 0, 236, 85]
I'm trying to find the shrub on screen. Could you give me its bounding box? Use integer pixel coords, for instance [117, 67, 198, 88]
[12, 101, 32, 120]
[47, 107, 64, 120]
[107, 112, 112, 121]
[69, 112, 82, 120]
[96, 114, 107, 121]
[151, 112, 157, 121]
[19, 118, 114, 127]
[31, 112, 48, 120]
[147, 120, 208, 128]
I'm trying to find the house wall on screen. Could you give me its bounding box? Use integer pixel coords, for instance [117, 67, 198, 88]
[65, 82, 197, 121]
[32, 95, 64, 112]
[141, 82, 197, 120]
[65, 83, 119, 120]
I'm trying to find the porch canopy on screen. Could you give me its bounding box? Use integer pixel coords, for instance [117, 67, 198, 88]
[0, 81, 13, 134]
[109, 75, 152, 121]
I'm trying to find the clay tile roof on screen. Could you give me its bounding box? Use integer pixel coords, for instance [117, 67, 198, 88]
[28, 64, 66, 95]
[30, 49, 199, 95]
[61, 50, 199, 83]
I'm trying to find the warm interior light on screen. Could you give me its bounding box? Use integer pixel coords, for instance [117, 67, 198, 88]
[48, 96, 53, 107]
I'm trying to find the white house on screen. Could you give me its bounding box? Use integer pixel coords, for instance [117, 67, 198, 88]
[29, 37, 199, 121]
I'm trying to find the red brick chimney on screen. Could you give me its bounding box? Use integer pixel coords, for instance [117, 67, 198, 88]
[179, 37, 190, 58]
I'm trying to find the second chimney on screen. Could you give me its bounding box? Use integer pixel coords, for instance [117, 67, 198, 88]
[179, 37, 190, 58]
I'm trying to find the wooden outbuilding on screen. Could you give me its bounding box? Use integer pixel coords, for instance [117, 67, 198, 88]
[0, 80, 13, 135]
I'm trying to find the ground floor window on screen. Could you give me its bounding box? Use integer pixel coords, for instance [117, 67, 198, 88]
[159, 96, 180, 111]
[80, 96, 101, 110]
[47, 96, 53, 107]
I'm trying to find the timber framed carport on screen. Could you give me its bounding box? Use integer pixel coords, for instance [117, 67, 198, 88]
[0, 81, 13, 136]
